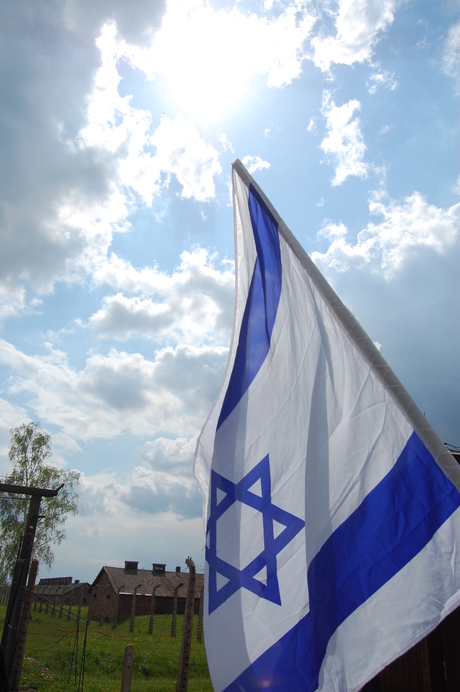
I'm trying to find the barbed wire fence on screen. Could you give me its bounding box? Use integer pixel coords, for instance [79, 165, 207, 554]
[18, 588, 87, 691]
[0, 580, 208, 691]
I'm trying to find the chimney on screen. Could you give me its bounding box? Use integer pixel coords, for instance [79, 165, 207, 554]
[176, 566, 181, 574]
[152, 563, 166, 575]
[124, 561, 139, 574]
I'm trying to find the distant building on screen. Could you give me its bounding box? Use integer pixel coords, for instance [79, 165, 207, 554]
[35, 577, 91, 606]
[89, 561, 204, 625]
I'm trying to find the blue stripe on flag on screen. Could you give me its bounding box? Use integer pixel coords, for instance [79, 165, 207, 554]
[224, 432, 460, 691]
[217, 185, 282, 430]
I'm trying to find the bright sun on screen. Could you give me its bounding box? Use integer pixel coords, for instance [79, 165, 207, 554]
[116, 0, 314, 126]
[148, 1, 255, 124]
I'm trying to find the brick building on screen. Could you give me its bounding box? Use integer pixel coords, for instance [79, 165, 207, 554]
[35, 577, 91, 606]
[89, 561, 204, 625]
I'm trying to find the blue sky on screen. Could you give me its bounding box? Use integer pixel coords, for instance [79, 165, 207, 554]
[0, 0, 459, 583]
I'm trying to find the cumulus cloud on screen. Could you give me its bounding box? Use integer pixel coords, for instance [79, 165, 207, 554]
[80, 24, 222, 203]
[63, 0, 166, 45]
[312, 192, 460, 278]
[442, 20, 460, 92]
[320, 92, 368, 185]
[120, 467, 201, 518]
[0, 4, 125, 309]
[78, 465, 201, 520]
[367, 69, 397, 94]
[0, 5, 223, 319]
[139, 436, 196, 472]
[90, 248, 234, 342]
[0, 340, 227, 441]
[241, 156, 271, 174]
[312, 0, 395, 72]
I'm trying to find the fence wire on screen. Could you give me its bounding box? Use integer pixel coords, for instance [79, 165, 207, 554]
[20, 589, 87, 691]
[0, 589, 210, 692]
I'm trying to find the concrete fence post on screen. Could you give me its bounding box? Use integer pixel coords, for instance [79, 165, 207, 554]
[51, 587, 57, 617]
[77, 586, 83, 623]
[67, 589, 73, 620]
[171, 582, 184, 638]
[58, 586, 65, 619]
[113, 584, 125, 629]
[176, 557, 196, 692]
[88, 585, 98, 625]
[197, 584, 204, 643]
[129, 584, 141, 633]
[149, 584, 160, 635]
[100, 584, 111, 626]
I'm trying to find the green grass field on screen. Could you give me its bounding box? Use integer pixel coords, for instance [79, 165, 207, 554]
[0, 603, 213, 691]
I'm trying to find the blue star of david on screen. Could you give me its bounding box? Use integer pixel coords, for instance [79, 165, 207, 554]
[206, 454, 305, 614]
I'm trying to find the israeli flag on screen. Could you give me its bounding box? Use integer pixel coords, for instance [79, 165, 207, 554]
[194, 160, 460, 692]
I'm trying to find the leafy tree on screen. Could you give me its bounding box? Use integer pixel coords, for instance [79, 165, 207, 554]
[0, 422, 79, 581]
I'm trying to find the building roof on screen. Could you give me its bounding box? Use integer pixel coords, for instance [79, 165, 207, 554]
[93, 565, 204, 600]
[35, 581, 91, 596]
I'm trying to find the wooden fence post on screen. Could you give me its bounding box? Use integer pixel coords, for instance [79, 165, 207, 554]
[176, 557, 196, 692]
[121, 644, 133, 692]
[9, 559, 39, 692]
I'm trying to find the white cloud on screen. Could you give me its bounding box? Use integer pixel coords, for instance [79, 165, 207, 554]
[219, 134, 234, 153]
[80, 24, 222, 203]
[0, 340, 227, 441]
[312, 0, 395, 72]
[312, 192, 460, 278]
[77, 461, 201, 519]
[139, 436, 196, 472]
[63, 0, 167, 45]
[318, 221, 348, 239]
[151, 116, 221, 201]
[443, 20, 460, 92]
[91, 248, 234, 342]
[241, 156, 271, 174]
[367, 69, 397, 94]
[320, 92, 368, 185]
[119, 466, 201, 518]
[453, 175, 460, 196]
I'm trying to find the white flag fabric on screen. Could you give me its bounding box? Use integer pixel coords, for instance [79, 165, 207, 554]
[194, 160, 460, 692]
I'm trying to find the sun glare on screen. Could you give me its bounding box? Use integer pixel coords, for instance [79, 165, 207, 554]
[149, 1, 254, 123]
[118, 0, 315, 125]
